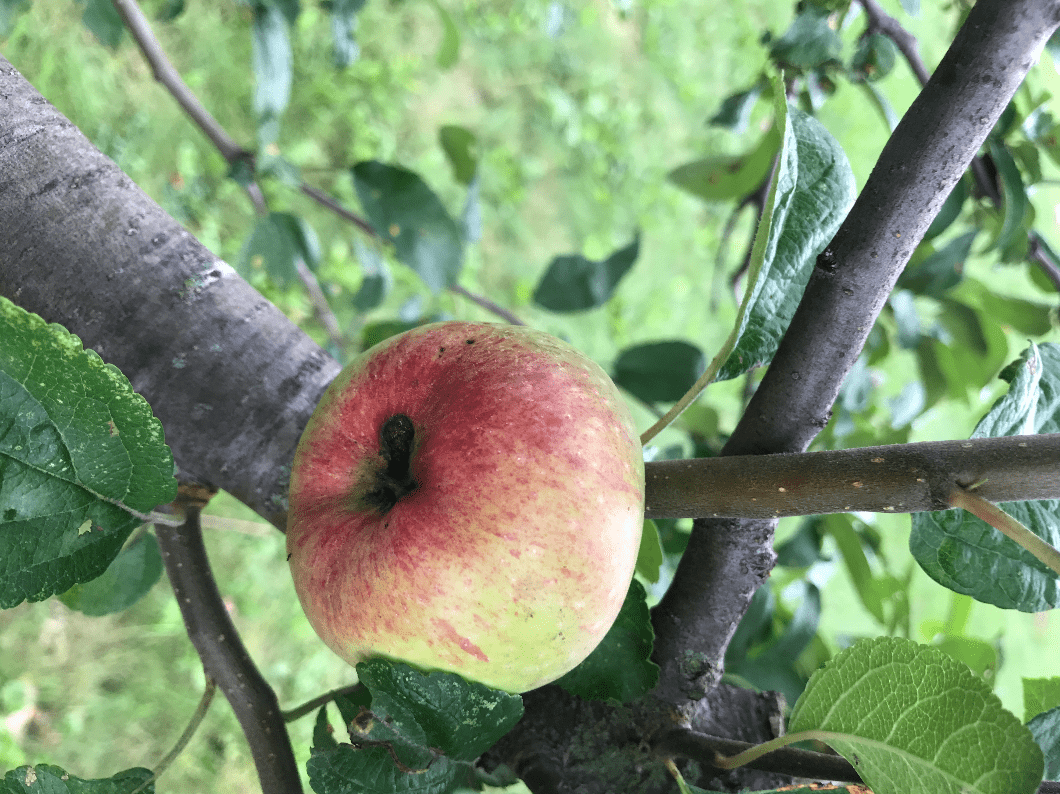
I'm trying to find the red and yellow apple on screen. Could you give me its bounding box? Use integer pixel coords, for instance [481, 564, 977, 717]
[286, 321, 644, 693]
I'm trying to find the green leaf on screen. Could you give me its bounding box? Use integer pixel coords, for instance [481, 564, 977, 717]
[986, 142, 1029, 254]
[312, 704, 339, 753]
[1028, 707, 1060, 781]
[329, 0, 366, 67]
[0, 765, 154, 793]
[911, 343, 1060, 612]
[360, 320, 422, 350]
[238, 212, 321, 288]
[78, 0, 125, 47]
[708, 84, 763, 134]
[352, 161, 464, 293]
[923, 177, 970, 241]
[932, 634, 999, 682]
[613, 340, 706, 403]
[789, 637, 1045, 794]
[555, 579, 659, 703]
[826, 515, 886, 624]
[425, 0, 460, 69]
[355, 660, 523, 761]
[0, 298, 177, 609]
[959, 278, 1055, 337]
[252, 1, 293, 137]
[59, 532, 163, 616]
[438, 125, 478, 185]
[307, 660, 522, 792]
[636, 519, 664, 583]
[349, 239, 393, 312]
[1025, 677, 1060, 722]
[668, 125, 780, 202]
[769, 6, 843, 70]
[717, 106, 856, 381]
[897, 231, 975, 298]
[850, 33, 897, 81]
[532, 236, 639, 312]
[775, 517, 827, 568]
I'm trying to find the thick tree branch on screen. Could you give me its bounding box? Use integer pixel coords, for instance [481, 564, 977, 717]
[650, 0, 1060, 705]
[155, 505, 302, 794]
[646, 434, 1060, 519]
[0, 54, 341, 529]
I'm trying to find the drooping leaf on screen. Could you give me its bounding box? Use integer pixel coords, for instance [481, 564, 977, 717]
[58, 532, 163, 616]
[789, 637, 1045, 794]
[613, 340, 706, 403]
[850, 33, 897, 81]
[307, 660, 522, 793]
[78, 0, 125, 47]
[774, 516, 828, 568]
[1028, 707, 1060, 781]
[329, 0, 367, 67]
[251, 1, 293, 141]
[708, 84, 763, 134]
[668, 125, 780, 202]
[959, 278, 1056, 337]
[0, 298, 177, 609]
[898, 231, 975, 298]
[238, 212, 321, 288]
[425, 0, 460, 69]
[911, 343, 1060, 612]
[986, 142, 1030, 254]
[532, 236, 639, 312]
[438, 125, 478, 185]
[349, 239, 393, 312]
[923, 177, 970, 241]
[555, 579, 659, 703]
[0, 764, 154, 793]
[825, 515, 886, 624]
[352, 161, 464, 293]
[355, 660, 523, 761]
[716, 106, 856, 381]
[769, 6, 843, 71]
[1024, 677, 1060, 722]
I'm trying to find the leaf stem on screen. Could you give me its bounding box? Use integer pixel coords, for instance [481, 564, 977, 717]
[711, 729, 831, 770]
[947, 486, 1060, 577]
[129, 676, 217, 794]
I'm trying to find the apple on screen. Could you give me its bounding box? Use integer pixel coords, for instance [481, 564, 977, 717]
[286, 321, 645, 693]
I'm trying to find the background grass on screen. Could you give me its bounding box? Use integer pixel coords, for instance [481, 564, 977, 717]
[2, 0, 1059, 790]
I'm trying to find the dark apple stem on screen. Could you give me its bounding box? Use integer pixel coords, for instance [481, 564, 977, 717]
[366, 414, 419, 513]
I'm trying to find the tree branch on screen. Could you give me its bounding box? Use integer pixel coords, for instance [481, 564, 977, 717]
[650, 0, 1060, 705]
[646, 434, 1060, 519]
[154, 505, 302, 794]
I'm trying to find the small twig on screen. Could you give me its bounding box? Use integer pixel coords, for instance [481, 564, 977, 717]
[858, 0, 932, 85]
[111, 0, 250, 166]
[155, 505, 303, 794]
[300, 183, 377, 237]
[282, 683, 365, 723]
[294, 257, 346, 353]
[129, 676, 217, 794]
[448, 284, 525, 325]
[947, 486, 1060, 576]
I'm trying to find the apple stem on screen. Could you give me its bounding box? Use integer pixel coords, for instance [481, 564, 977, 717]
[366, 413, 419, 513]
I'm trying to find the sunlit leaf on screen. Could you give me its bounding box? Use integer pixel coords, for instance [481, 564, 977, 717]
[789, 637, 1044, 794]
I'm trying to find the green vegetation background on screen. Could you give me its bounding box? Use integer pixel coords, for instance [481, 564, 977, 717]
[1, 1, 1058, 791]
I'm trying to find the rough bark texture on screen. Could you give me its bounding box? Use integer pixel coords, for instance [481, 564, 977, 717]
[0, 54, 340, 530]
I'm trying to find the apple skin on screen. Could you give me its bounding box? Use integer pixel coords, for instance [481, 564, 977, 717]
[286, 321, 644, 693]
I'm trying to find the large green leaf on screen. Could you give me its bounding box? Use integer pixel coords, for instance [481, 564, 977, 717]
[911, 343, 1060, 612]
[352, 161, 464, 293]
[532, 236, 639, 312]
[0, 298, 177, 609]
[0, 765, 153, 793]
[252, 0, 293, 141]
[789, 637, 1044, 794]
[555, 579, 659, 703]
[716, 107, 856, 380]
